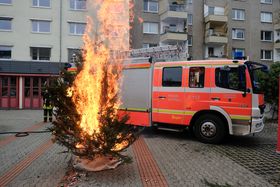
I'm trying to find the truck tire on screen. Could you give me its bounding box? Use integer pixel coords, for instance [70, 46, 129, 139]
[194, 114, 226, 144]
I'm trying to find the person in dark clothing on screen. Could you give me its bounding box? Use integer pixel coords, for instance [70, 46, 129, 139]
[43, 89, 53, 122]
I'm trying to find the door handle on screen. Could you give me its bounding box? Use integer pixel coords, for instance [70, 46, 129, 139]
[211, 97, 220, 101]
[158, 96, 166, 99]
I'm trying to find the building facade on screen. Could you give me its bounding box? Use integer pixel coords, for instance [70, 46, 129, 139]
[0, 0, 87, 109]
[131, 0, 280, 63]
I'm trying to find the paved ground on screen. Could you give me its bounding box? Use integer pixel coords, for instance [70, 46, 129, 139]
[0, 110, 279, 187]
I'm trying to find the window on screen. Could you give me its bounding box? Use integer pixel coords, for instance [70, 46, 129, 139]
[0, 46, 12, 59]
[232, 9, 245, 20]
[0, 0, 11, 4]
[0, 77, 17, 97]
[68, 48, 81, 62]
[70, 0, 86, 10]
[33, 77, 39, 97]
[69, 22, 86, 35]
[162, 67, 182, 87]
[188, 14, 193, 25]
[261, 0, 272, 4]
[1, 77, 8, 96]
[261, 31, 272, 41]
[31, 20, 50, 33]
[261, 50, 272, 60]
[143, 0, 158, 13]
[24, 77, 30, 97]
[189, 67, 205, 88]
[30, 47, 51, 61]
[261, 12, 272, 23]
[232, 28, 245, 40]
[188, 0, 192, 4]
[215, 67, 246, 91]
[0, 17, 12, 31]
[232, 48, 245, 59]
[143, 22, 158, 34]
[188, 35, 192, 46]
[142, 43, 157, 48]
[32, 0, 50, 7]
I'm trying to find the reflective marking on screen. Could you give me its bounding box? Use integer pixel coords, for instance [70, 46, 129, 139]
[153, 86, 243, 94]
[153, 108, 196, 115]
[119, 107, 148, 112]
[155, 63, 242, 68]
[230, 115, 251, 120]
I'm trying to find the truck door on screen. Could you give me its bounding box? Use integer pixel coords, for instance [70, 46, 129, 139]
[152, 66, 186, 125]
[210, 65, 252, 132]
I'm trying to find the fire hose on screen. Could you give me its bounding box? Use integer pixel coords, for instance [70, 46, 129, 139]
[0, 130, 51, 137]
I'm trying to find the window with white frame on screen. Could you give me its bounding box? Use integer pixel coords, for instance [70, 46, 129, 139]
[261, 31, 272, 41]
[0, 0, 11, 4]
[232, 9, 245, 20]
[143, 0, 158, 13]
[261, 12, 272, 23]
[0, 17, 12, 31]
[70, 0, 86, 10]
[0, 46, 12, 59]
[188, 14, 193, 25]
[232, 28, 245, 40]
[261, 50, 272, 60]
[68, 48, 81, 62]
[143, 22, 158, 34]
[261, 0, 272, 4]
[31, 20, 50, 33]
[30, 47, 51, 61]
[32, 0, 50, 7]
[69, 22, 86, 35]
[232, 48, 245, 58]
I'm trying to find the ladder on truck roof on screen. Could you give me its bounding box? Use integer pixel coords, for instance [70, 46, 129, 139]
[129, 45, 188, 61]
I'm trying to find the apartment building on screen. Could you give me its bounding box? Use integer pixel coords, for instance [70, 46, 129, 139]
[131, 0, 280, 63]
[0, 0, 87, 109]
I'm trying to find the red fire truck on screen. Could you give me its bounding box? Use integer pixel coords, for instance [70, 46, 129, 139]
[119, 58, 268, 143]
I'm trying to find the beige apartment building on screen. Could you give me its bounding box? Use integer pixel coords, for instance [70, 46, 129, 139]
[0, 0, 87, 109]
[131, 0, 280, 63]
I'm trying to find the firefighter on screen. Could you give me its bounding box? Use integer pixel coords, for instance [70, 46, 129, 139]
[43, 89, 53, 122]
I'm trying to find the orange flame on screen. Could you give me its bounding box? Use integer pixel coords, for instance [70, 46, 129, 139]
[70, 0, 131, 138]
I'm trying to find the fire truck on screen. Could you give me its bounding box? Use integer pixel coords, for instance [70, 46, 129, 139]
[119, 58, 268, 143]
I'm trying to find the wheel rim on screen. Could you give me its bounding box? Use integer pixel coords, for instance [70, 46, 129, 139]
[200, 121, 216, 138]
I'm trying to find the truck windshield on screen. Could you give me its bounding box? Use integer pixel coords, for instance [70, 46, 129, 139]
[245, 61, 268, 94]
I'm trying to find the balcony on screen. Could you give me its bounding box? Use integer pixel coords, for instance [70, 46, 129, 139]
[205, 14, 228, 24]
[160, 28, 188, 43]
[205, 32, 228, 44]
[275, 23, 280, 31]
[275, 40, 280, 49]
[160, 4, 187, 22]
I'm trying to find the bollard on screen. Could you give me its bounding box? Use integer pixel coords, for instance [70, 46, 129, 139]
[277, 76, 280, 153]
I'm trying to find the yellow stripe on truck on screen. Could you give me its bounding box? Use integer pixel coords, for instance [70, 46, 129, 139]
[153, 108, 196, 115]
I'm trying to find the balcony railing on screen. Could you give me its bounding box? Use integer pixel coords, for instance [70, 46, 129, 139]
[168, 4, 187, 12]
[204, 10, 225, 17]
[206, 31, 227, 37]
[163, 27, 187, 34]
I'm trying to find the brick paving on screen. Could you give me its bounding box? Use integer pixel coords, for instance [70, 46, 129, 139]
[143, 130, 274, 187]
[0, 110, 279, 187]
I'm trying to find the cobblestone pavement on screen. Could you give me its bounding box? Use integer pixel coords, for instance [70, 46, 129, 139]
[0, 110, 279, 187]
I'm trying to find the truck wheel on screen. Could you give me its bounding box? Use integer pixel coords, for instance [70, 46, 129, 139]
[194, 114, 226, 144]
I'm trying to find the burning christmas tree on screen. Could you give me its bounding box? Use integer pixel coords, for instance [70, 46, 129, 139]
[48, 0, 138, 171]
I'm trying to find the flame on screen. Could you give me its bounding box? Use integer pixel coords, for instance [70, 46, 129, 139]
[70, 0, 131, 142]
